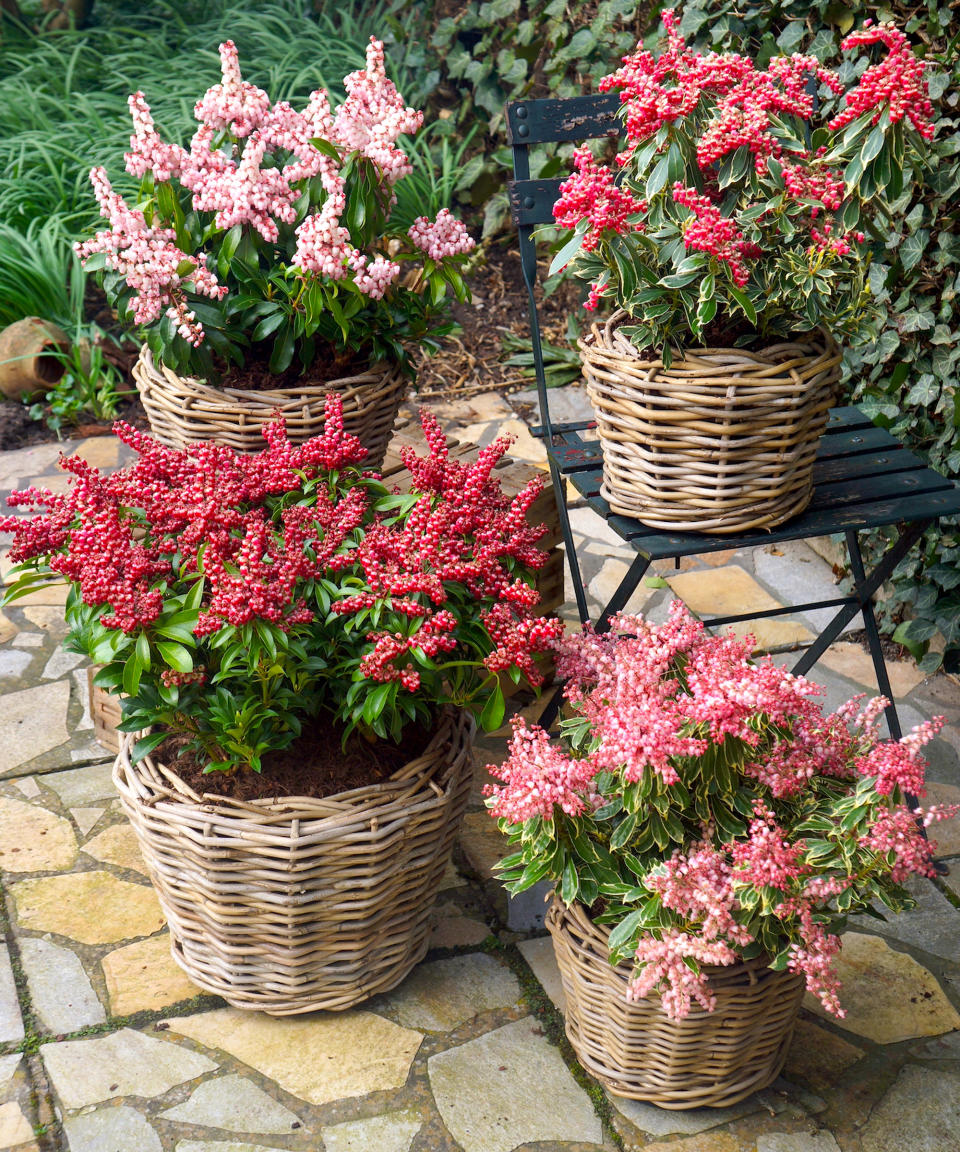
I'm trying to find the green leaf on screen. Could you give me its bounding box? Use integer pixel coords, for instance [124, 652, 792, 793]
[607, 908, 645, 954]
[156, 641, 193, 673]
[479, 682, 506, 732]
[560, 855, 580, 904]
[131, 731, 169, 763]
[727, 285, 757, 325]
[549, 220, 589, 276]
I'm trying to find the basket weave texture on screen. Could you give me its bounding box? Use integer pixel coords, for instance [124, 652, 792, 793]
[578, 315, 842, 534]
[113, 709, 473, 1014]
[133, 346, 408, 466]
[547, 898, 804, 1108]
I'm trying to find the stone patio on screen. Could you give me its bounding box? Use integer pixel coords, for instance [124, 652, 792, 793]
[0, 388, 957, 1151]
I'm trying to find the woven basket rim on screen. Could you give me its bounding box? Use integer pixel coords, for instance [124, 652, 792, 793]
[138, 344, 401, 403]
[549, 897, 777, 992]
[579, 309, 839, 368]
[115, 708, 473, 821]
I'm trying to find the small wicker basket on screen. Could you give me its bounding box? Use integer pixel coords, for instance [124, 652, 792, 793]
[547, 898, 805, 1108]
[578, 315, 842, 534]
[133, 346, 408, 467]
[113, 710, 473, 1014]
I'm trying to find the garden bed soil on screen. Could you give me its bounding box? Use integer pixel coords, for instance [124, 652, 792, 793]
[154, 713, 435, 803]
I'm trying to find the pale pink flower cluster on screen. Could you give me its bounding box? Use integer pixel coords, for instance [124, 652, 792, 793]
[553, 602, 709, 784]
[194, 40, 272, 138]
[348, 252, 401, 300]
[408, 208, 476, 260]
[74, 168, 226, 346]
[485, 718, 600, 821]
[331, 36, 422, 183]
[649, 842, 752, 947]
[80, 36, 473, 337]
[730, 803, 807, 890]
[628, 930, 739, 1018]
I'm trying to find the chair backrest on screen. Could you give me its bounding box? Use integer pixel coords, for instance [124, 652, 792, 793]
[506, 93, 623, 441]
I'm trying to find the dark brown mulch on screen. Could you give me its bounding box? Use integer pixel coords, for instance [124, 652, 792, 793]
[155, 712, 435, 803]
[0, 392, 150, 452]
[845, 628, 913, 664]
[214, 345, 368, 391]
[412, 235, 583, 399]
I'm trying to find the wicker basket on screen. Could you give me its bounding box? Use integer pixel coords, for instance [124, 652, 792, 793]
[133, 346, 408, 466]
[113, 709, 474, 1014]
[578, 315, 842, 534]
[547, 899, 805, 1108]
[87, 666, 121, 754]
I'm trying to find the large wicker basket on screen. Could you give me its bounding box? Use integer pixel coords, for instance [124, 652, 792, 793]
[113, 710, 473, 1014]
[578, 315, 842, 534]
[547, 899, 805, 1108]
[133, 346, 408, 467]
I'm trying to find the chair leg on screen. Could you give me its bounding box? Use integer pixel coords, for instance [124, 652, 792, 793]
[845, 529, 901, 740]
[597, 554, 652, 633]
[548, 457, 591, 625]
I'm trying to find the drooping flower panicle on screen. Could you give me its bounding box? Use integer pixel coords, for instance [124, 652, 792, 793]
[486, 602, 956, 1021]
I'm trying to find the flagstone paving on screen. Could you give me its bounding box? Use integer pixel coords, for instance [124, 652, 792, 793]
[0, 400, 956, 1150]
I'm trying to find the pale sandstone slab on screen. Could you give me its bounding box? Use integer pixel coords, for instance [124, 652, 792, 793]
[72, 667, 93, 730]
[0, 681, 70, 773]
[373, 953, 520, 1031]
[517, 935, 565, 1012]
[20, 937, 105, 1033]
[321, 1109, 422, 1152]
[42, 1027, 217, 1109]
[67, 437, 120, 469]
[428, 1017, 602, 1152]
[757, 1132, 842, 1152]
[860, 1064, 960, 1151]
[784, 1018, 863, 1094]
[921, 779, 960, 856]
[0, 650, 32, 679]
[0, 610, 16, 644]
[70, 807, 104, 836]
[175, 1143, 290, 1152]
[11, 631, 44, 648]
[63, 1105, 162, 1152]
[21, 607, 68, 634]
[588, 558, 653, 617]
[0, 946, 24, 1043]
[168, 1008, 423, 1107]
[864, 876, 960, 964]
[0, 1101, 34, 1147]
[804, 932, 960, 1043]
[40, 649, 84, 680]
[668, 565, 783, 617]
[0, 1054, 22, 1091]
[0, 577, 68, 608]
[40, 761, 115, 807]
[0, 796, 77, 872]
[11, 777, 39, 798]
[727, 617, 815, 653]
[820, 641, 926, 697]
[609, 1094, 759, 1138]
[161, 1073, 301, 1135]
[102, 934, 200, 1016]
[642, 1136, 743, 1152]
[11, 871, 165, 944]
[428, 910, 490, 949]
[0, 442, 63, 484]
[82, 822, 148, 876]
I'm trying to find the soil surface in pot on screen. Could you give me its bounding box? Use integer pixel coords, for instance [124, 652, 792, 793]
[154, 713, 436, 803]
[211, 344, 370, 392]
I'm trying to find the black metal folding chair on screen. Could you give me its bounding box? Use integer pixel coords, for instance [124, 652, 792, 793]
[507, 93, 960, 741]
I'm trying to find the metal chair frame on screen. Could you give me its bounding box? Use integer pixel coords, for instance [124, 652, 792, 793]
[507, 92, 960, 741]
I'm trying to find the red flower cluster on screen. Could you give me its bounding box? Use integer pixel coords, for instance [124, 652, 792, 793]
[337, 409, 563, 689]
[829, 21, 935, 139]
[672, 184, 754, 287]
[553, 147, 647, 253]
